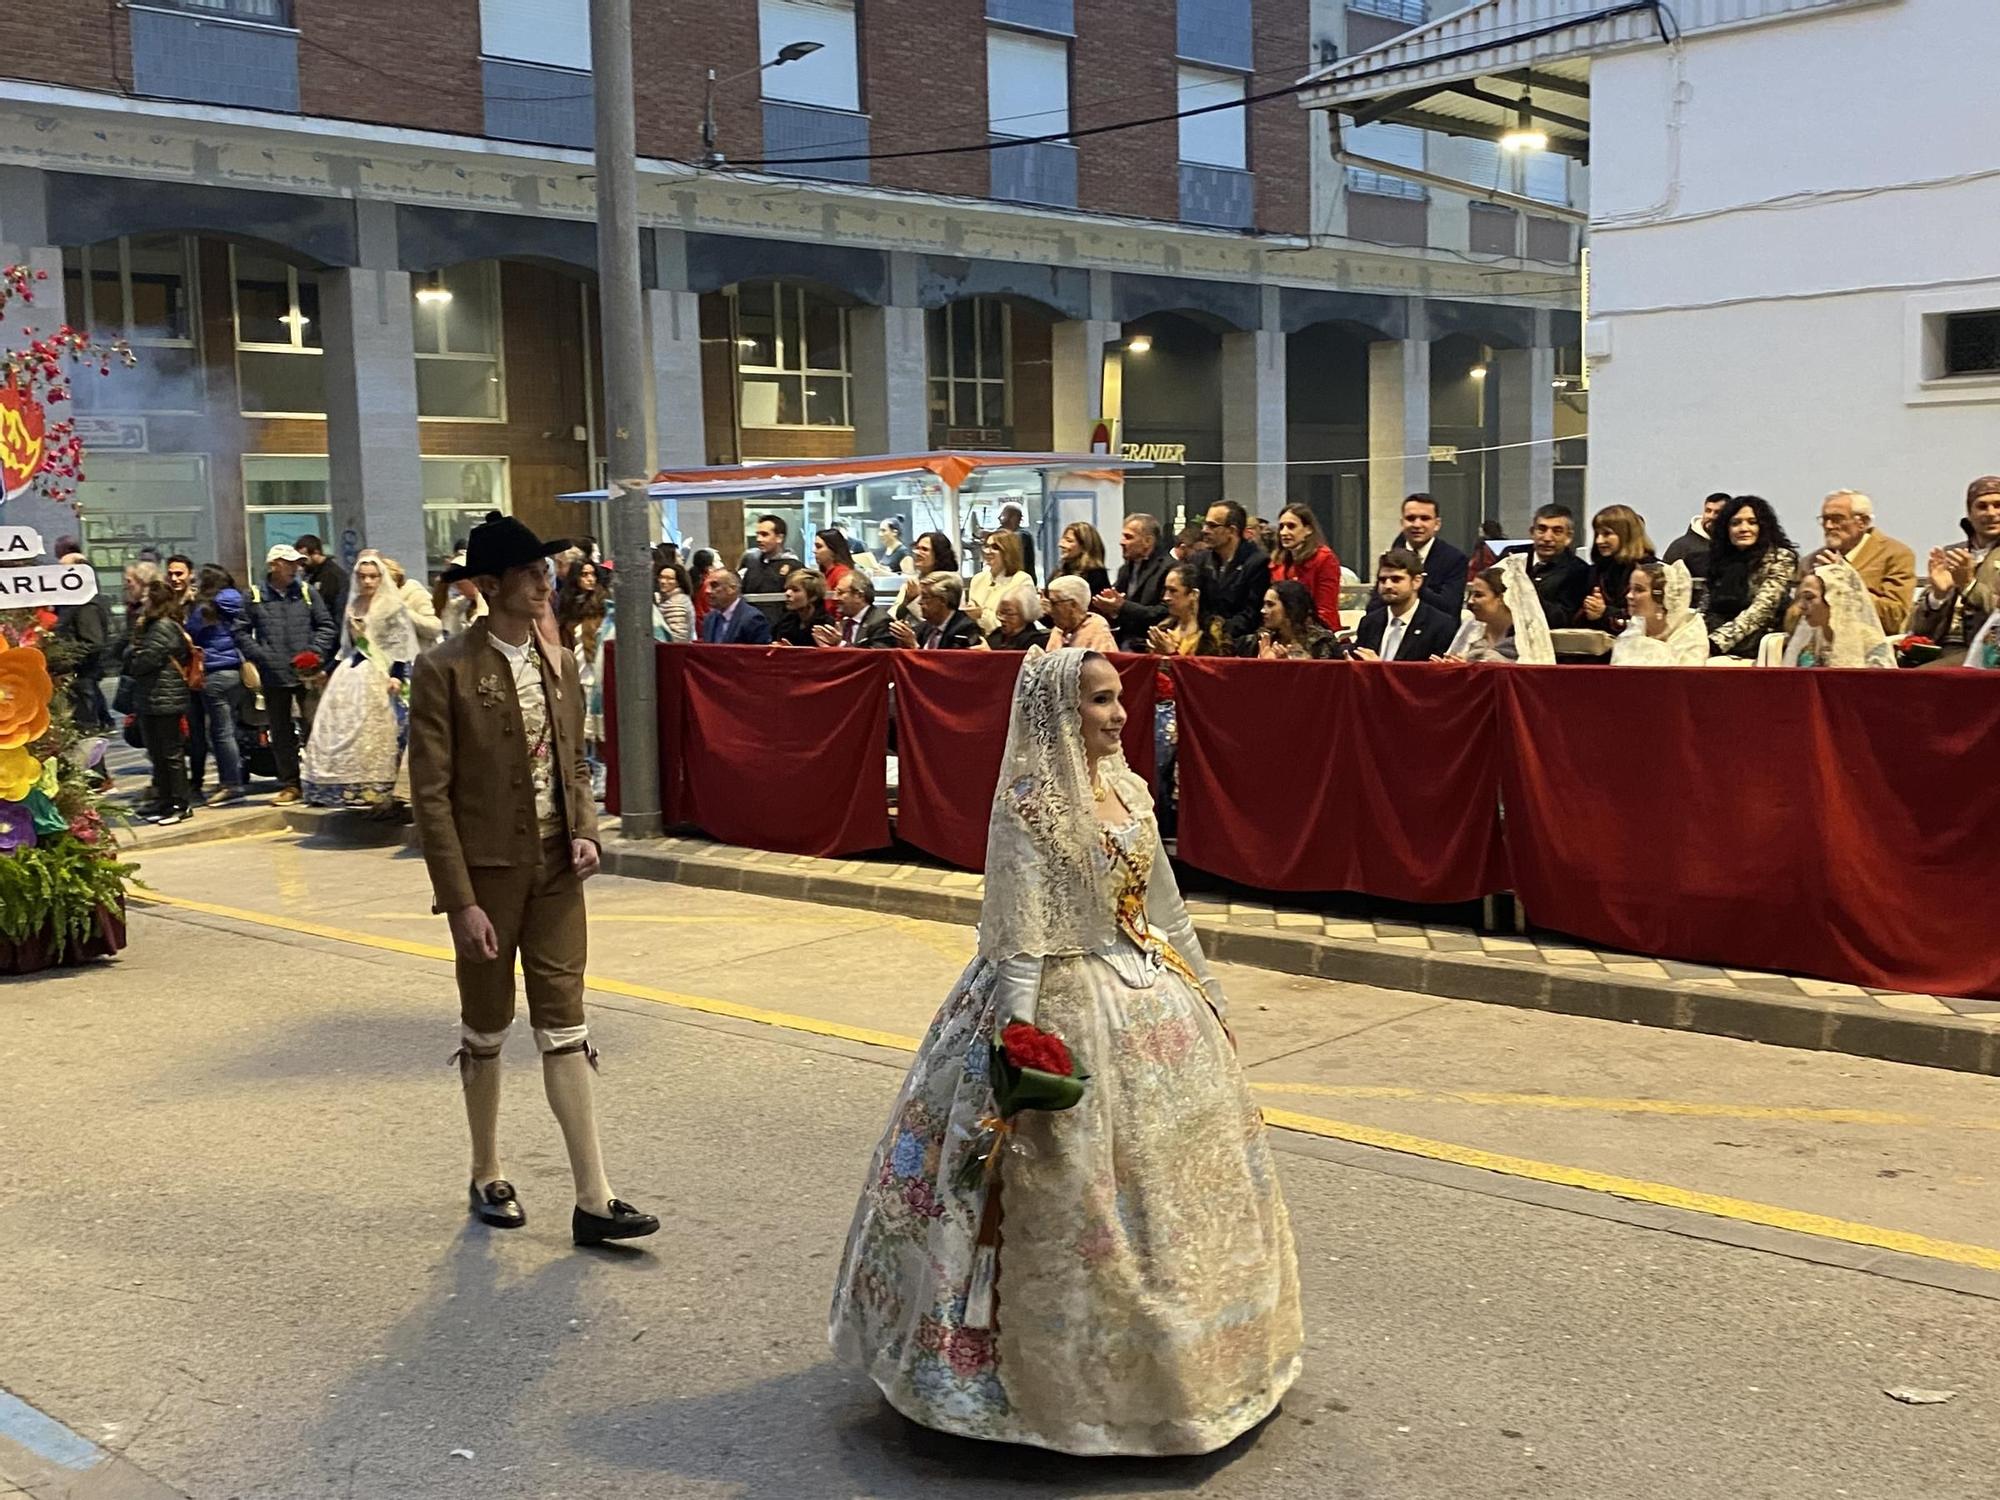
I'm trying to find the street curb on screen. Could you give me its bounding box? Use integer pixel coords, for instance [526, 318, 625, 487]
[599, 841, 2000, 1078]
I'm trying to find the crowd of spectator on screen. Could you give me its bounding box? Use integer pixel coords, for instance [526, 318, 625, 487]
[666, 474, 2000, 675]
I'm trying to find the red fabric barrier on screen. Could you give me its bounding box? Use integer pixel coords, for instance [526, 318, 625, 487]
[675, 644, 891, 857]
[1496, 667, 2000, 999]
[1172, 659, 1505, 903]
[889, 651, 1158, 871]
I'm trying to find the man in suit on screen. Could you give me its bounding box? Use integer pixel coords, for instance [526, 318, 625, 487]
[1910, 474, 2000, 664]
[1508, 504, 1591, 628]
[1791, 489, 1916, 634]
[1197, 500, 1271, 644]
[889, 572, 983, 649]
[1391, 493, 1468, 617]
[1352, 549, 1458, 662]
[994, 503, 1037, 583]
[699, 566, 774, 644]
[1093, 513, 1174, 650]
[813, 570, 894, 648]
[408, 517, 658, 1248]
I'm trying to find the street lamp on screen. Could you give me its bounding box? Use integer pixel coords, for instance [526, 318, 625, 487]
[702, 41, 825, 167]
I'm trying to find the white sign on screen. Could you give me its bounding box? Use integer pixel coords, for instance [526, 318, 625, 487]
[1429, 445, 1460, 464]
[0, 564, 97, 605]
[0, 526, 46, 559]
[70, 416, 149, 453]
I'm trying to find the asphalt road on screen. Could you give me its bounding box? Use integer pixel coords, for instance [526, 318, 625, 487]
[2, 831, 1997, 1498]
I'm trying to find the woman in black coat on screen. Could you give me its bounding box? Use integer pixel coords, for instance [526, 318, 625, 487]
[121, 576, 195, 823]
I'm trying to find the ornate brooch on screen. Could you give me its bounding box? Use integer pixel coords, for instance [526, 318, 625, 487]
[476, 673, 506, 708]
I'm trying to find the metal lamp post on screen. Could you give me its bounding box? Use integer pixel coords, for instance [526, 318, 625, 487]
[700, 41, 825, 167]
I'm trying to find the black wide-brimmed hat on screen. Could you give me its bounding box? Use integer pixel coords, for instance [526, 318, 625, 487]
[441, 515, 569, 583]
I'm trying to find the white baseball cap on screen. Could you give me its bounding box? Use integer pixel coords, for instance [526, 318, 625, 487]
[266, 543, 303, 563]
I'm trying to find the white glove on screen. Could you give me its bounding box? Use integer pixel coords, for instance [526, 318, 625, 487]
[991, 953, 1044, 1031]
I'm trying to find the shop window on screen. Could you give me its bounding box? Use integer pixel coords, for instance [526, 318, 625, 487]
[758, 0, 860, 111]
[733, 282, 852, 428]
[1176, 66, 1246, 170]
[412, 262, 504, 421]
[60, 235, 202, 413]
[245, 455, 511, 576]
[232, 246, 325, 416]
[927, 299, 1011, 433]
[422, 458, 509, 572]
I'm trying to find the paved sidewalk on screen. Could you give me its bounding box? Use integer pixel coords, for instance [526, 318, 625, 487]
[597, 832, 2000, 1078]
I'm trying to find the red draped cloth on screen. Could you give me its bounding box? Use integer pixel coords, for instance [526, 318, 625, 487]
[674, 645, 890, 857]
[889, 651, 1157, 871]
[1495, 666, 2000, 999]
[1172, 659, 1505, 902]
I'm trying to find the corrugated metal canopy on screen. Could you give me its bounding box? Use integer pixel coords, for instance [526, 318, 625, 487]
[1297, 0, 1678, 160]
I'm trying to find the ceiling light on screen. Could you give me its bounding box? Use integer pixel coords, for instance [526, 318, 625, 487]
[1500, 91, 1548, 153]
[1125, 335, 1153, 354]
[1470, 363, 1488, 379]
[416, 272, 453, 306]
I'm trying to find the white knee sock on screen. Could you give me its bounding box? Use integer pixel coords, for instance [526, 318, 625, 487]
[459, 1050, 505, 1187]
[541, 1048, 616, 1215]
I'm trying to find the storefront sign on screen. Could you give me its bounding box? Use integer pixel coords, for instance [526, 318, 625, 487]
[1088, 420, 1115, 455]
[1429, 445, 1459, 465]
[1120, 442, 1187, 464]
[0, 379, 47, 503]
[0, 526, 46, 559]
[941, 426, 1010, 450]
[0, 564, 96, 605]
[71, 415, 149, 453]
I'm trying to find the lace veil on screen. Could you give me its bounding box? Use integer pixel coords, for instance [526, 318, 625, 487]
[1810, 557, 1889, 668]
[1500, 552, 1556, 664]
[977, 647, 1141, 962]
[341, 550, 420, 664]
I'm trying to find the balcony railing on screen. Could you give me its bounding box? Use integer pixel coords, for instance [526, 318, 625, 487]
[1179, 162, 1254, 230]
[990, 136, 1079, 210]
[129, 4, 299, 112]
[761, 102, 870, 185]
[482, 59, 594, 151]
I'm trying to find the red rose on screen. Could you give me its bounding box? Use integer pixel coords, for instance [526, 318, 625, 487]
[291, 651, 322, 673]
[1000, 1022, 1074, 1077]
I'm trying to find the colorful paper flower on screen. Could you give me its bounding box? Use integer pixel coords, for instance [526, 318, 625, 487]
[0, 801, 35, 852]
[0, 744, 40, 800]
[0, 642, 52, 749]
[32, 754, 57, 799]
[25, 788, 65, 836]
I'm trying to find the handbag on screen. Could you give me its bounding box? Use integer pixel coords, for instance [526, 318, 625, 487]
[239, 655, 263, 695]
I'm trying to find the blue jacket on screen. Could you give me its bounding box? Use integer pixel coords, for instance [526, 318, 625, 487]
[187, 588, 245, 673]
[699, 600, 773, 645]
[234, 575, 339, 686]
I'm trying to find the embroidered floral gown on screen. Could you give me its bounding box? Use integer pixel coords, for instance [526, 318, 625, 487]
[828, 813, 1304, 1456]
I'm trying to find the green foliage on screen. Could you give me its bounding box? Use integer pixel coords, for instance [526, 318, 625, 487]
[0, 835, 132, 949]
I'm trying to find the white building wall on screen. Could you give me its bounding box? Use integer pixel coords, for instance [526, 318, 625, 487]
[1587, 0, 2000, 549]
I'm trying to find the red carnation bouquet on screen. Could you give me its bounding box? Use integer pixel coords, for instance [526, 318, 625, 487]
[291, 650, 323, 674]
[1895, 634, 1941, 668]
[957, 1020, 1088, 1328]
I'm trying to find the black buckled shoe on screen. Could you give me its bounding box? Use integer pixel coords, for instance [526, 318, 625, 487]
[469, 1178, 526, 1229]
[573, 1199, 659, 1247]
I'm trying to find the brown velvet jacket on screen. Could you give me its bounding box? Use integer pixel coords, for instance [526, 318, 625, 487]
[408, 619, 597, 914]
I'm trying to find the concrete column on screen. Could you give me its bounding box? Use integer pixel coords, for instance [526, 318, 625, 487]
[1496, 343, 1556, 535]
[320, 266, 427, 574]
[1050, 318, 1124, 452]
[1368, 317, 1430, 568]
[1222, 288, 1286, 515]
[848, 303, 927, 455]
[645, 229, 704, 476]
[849, 250, 926, 455]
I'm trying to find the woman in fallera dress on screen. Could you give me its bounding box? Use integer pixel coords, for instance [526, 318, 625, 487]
[829, 647, 1303, 1457]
